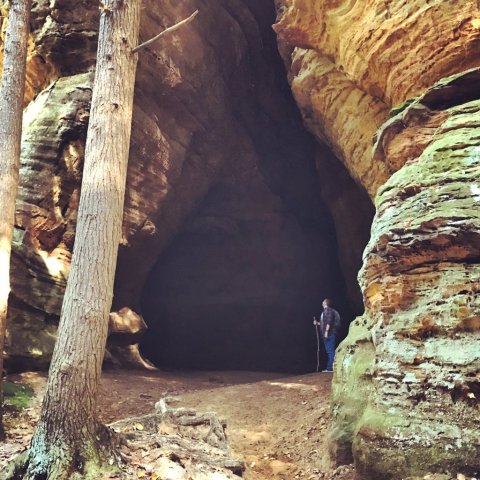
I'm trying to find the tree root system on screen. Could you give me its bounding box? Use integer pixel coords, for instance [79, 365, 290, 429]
[3, 396, 244, 479]
[109, 396, 245, 478]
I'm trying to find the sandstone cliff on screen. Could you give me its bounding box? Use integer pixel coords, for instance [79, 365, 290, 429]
[2, 1, 370, 372]
[274, 1, 480, 478]
[2, 0, 479, 477]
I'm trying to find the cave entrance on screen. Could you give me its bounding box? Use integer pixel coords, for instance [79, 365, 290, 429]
[138, 163, 373, 373]
[133, 0, 375, 374]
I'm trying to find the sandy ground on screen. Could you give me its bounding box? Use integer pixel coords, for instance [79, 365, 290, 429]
[1, 370, 355, 479]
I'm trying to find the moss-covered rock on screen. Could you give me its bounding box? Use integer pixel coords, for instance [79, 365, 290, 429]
[330, 69, 480, 479]
[328, 315, 375, 465]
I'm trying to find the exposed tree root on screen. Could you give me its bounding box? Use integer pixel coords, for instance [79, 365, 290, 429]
[4, 397, 244, 479]
[110, 396, 245, 478]
[3, 424, 121, 480]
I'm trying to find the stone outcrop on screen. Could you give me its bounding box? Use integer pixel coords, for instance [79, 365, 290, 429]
[7, 72, 92, 369]
[331, 70, 480, 479]
[274, 1, 480, 478]
[3, 1, 370, 372]
[351, 69, 480, 479]
[274, 0, 480, 195]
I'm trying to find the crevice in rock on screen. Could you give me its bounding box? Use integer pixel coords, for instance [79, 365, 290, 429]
[7, 0, 374, 376]
[136, 1, 372, 373]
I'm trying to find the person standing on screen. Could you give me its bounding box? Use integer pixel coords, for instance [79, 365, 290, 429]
[315, 298, 341, 372]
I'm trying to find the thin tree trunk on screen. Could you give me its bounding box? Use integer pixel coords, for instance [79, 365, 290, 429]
[22, 1, 141, 478]
[0, 0, 31, 436]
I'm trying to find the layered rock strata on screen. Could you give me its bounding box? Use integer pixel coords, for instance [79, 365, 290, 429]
[274, 1, 480, 478]
[3, 1, 368, 371]
[332, 71, 480, 479]
[274, 0, 480, 195]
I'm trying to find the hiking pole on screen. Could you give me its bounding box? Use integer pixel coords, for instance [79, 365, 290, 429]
[313, 316, 320, 372]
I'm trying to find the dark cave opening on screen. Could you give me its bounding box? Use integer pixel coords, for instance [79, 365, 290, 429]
[131, 0, 375, 373]
[133, 178, 373, 373]
[138, 166, 368, 373]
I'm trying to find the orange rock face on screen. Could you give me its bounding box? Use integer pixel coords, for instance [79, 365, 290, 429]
[274, 0, 480, 195]
[275, 1, 480, 478]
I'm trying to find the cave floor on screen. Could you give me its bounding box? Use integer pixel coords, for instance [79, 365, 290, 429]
[1, 370, 355, 479]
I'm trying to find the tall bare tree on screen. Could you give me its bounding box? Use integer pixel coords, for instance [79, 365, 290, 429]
[19, 1, 142, 477]
[0, 0, 31, 435]
[2, 2, 198, 477]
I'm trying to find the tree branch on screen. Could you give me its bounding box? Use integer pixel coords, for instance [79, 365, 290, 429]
[132, 10, 199, 54]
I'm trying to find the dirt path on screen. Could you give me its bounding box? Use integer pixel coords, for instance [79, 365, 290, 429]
[1, 370, 354, 479]
[177, 372, 354, 479]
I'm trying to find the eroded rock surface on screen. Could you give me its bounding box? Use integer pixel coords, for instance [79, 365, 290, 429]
[347, 71, 480, 479]
[3, 1, 370, 372]
[274, 1, 480, 478]
[274, 0, 480, 196]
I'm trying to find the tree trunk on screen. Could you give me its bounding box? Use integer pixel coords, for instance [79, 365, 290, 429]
[22, 1, 141, 478]
[0, 0, 31, 436]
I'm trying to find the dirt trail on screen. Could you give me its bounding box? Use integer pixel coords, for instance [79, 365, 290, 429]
[1, 370, 354, 479]
[177, 372, 354, 479]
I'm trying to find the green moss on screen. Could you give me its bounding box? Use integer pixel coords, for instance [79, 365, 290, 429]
[390, 97, 418, 117]
[328, 316, 376, 464]
[2, 381, 34, 409]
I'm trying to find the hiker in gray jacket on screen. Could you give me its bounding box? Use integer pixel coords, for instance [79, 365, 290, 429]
[316, 298, 341, 372]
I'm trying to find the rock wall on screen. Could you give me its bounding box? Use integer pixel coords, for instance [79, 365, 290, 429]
[2, 1, 371, 371]
[274, 0, 480, 195]
[274, 0, 480, 478]
[350, 70, 480, 480]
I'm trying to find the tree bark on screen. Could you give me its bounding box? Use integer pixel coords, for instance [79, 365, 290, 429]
[0, 0, 31, 436]
[22, 1, 141, 478]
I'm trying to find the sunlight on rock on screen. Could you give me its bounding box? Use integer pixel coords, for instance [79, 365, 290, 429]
[22, 83, 51, 129]
[471, 184, 480, 201]
[37, 250, 66, 278]
[28, 348, 43, 357]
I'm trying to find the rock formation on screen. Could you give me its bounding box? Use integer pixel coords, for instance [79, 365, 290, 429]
[3, 0, 370, 372]
[3, 0, 478, 476]
[274, 1, 480, 478]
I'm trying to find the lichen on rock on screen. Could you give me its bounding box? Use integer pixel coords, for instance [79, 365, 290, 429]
[332, 70, 480, 479]
[274, 1, 480, 476]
